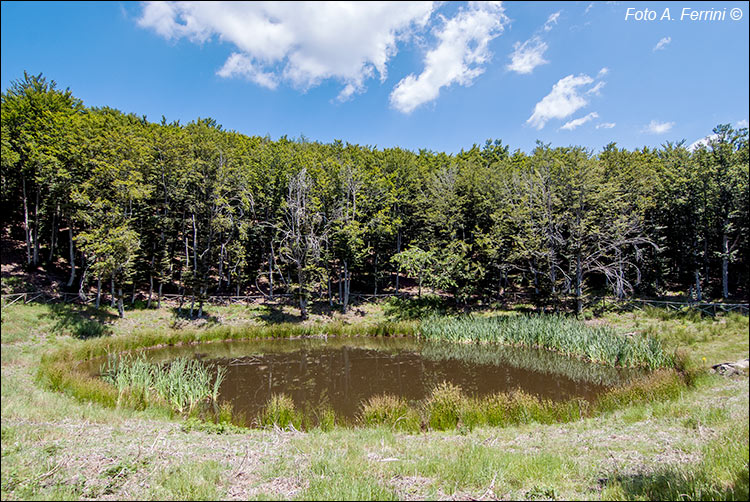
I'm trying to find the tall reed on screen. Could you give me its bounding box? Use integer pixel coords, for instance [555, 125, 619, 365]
[101, 354, 226, 414]
[419, 314, 672, 369]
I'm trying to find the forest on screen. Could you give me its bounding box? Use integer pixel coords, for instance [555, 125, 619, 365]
[2, 72, 748, 318]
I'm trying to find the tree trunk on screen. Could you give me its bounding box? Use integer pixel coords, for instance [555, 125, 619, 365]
[328, 274, 333, 306]
[66, 226, 76, 287]
[147, 274, 154, 308]
[395, 230, 401, 292]
[576, 254, 583, 315]
[48, 204, 58, 263]
[342, 260, 350, 314]
[157, 282, 163, 309]
[22, 177, 31, 265]
[96, 278, 101, 308]
[32, 188, 40, 266]
[111, 279, 116, 307]
[117, 287, 124, 318]
[299, 268, 308, 319]
[338, 264, 343, 303]
[374, 255, 378, 295]
[269, 247, 274, 300]
[695, 269, 702, 301]
[218, 243, 225, 292]
[722, 231, 729, 299]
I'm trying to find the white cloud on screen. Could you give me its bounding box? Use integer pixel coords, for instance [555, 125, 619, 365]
[584, 3, 594, 14]
[688, 133, 719, 151]
[506, 9, 562, 76]
[216, 52, 278, 89]
[138, 1, 435, 101]
[653, 36, 671, 51]
[736, 119, 749, 128]
[596, 122, 616, 129]
[597, 67, 609, 77]
[543, 11, 561, 31]
[389, 2, 509, 114]
[560, 112, 599, 130]
[643, 120, 675, 134]
[527, 73, 606, 129]
[586, 81, 605, 95]
[506, 36, 548, 74]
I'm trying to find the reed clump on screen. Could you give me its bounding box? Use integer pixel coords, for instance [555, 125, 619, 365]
[360, 394, 421, 432]
[257, 393, 303, 429]
[100, 354, 227, 414]
[419, 314, 673, 369]
[425, 382, 464, 431]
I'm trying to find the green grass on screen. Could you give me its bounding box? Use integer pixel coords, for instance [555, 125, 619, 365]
[604, 309, 749, 367]
[603, 419, 749, 500]
[148, 460, 227, 500]
[419, 314, 673, 369]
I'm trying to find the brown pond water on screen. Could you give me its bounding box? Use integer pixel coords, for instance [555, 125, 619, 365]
[110, 337, 640, 424]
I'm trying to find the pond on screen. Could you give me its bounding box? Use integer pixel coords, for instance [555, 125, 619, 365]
[116, 336, 640, 424]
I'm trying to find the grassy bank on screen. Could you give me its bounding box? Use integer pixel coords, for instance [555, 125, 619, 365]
[1, 300, 748, 500]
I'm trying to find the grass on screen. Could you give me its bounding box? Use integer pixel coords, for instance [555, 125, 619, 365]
[1, 301, 748, 500]
[602, 418, 749, 500]
[419, 314, 673, 369]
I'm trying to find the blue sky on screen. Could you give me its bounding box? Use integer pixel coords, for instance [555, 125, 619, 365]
[2, 1, 748, 154]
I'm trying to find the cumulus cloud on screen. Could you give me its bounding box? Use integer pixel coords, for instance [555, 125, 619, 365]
[560, 112, 598, 130]
[643, 120, 675, 134]
[596, 122, 616, 129]
[389, 2, 509, 114]
[138, 1, 435, 101]
[506, 36, 548, 74]
[526, 72, 606, 129]
[653, 36, 671, 51]
[736, 119, 749, 128]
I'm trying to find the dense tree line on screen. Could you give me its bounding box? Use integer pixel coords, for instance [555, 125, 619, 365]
[2, 73, 748, 317]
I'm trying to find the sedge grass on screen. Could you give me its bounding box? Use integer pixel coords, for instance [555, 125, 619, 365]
[257, 394, 303, 429]
[360, 394, 421, 432]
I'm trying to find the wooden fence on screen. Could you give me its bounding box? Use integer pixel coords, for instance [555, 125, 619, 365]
[591, 297, 749, 316]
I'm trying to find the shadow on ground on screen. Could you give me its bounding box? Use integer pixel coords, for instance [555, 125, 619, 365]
[606, 463, 749, 501]
[42, 303, 117, 339]
[169, 306, 220, 327]
[256, 301, 338, 324]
